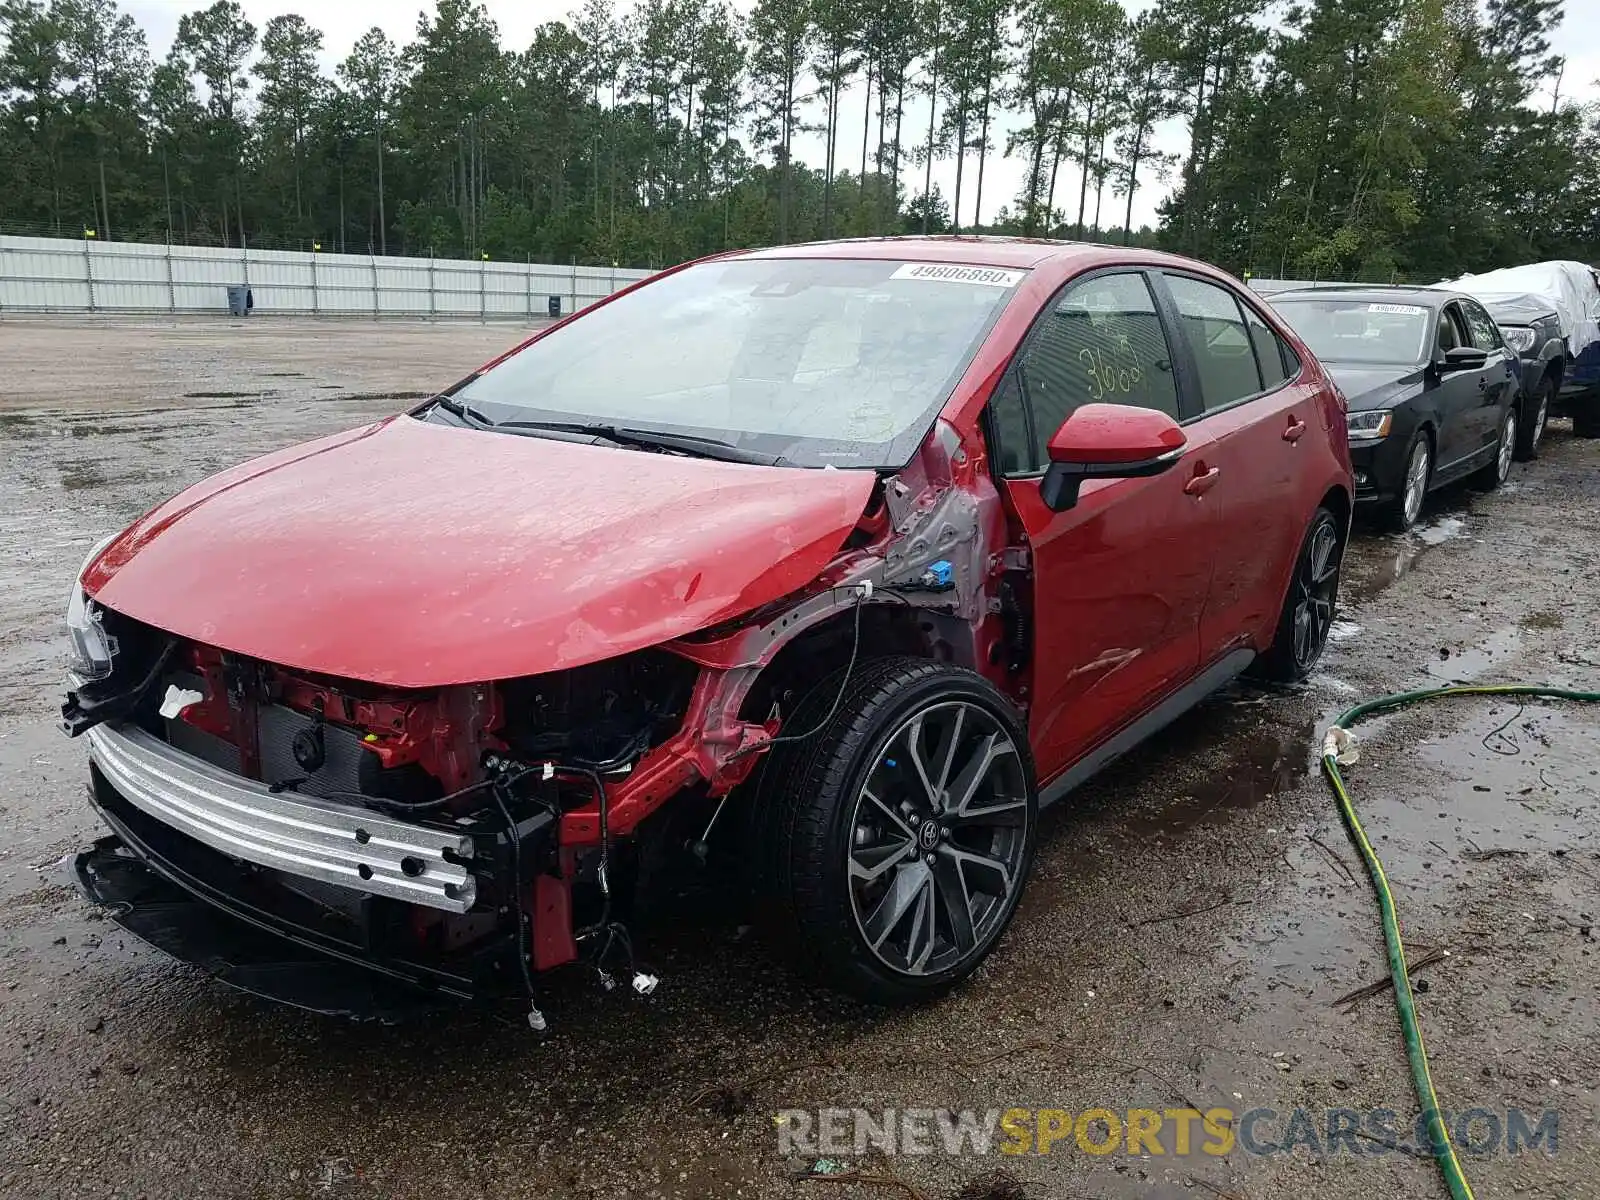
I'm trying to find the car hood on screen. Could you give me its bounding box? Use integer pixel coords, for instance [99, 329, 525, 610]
[1325, 363, 1422, 410]
[85, 416, 876, 687]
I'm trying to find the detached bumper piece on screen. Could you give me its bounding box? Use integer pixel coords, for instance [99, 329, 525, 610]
[76, 836, 443, 1021]
[86, 722, 475, 912]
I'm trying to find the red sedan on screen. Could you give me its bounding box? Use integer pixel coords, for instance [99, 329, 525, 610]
[65, 237, 1351, 1015]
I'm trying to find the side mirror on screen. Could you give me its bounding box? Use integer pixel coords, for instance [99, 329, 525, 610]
[1439, 345, 1488, 371]
[1040, 403, 1187, 512]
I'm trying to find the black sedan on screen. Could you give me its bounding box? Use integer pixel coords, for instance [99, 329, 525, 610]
[1267, 286, 1522, 531]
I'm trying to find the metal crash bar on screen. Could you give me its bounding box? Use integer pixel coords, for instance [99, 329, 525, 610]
[86, 722, 477, 913]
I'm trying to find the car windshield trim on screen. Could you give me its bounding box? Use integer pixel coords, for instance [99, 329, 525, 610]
[447, 257, 1024, 470]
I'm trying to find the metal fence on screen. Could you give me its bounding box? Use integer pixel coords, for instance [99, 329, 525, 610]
[0, 234, 653, 318]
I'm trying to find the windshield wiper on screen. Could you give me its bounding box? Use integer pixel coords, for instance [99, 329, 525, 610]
[492, 420, 787, 466]
[425, 394, 496, 426]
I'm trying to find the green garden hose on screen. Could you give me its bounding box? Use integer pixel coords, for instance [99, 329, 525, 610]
[1322, 683, 1600, 1200]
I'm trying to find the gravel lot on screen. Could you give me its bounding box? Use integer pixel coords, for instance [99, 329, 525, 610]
[1, 316, 1596, 1200]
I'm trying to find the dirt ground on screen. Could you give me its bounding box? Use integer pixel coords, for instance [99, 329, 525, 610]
[0, 316, 1595, 1200]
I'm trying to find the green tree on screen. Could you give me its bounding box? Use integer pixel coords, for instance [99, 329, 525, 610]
[749, 0, 811, 241]
[1112, 11, 1180, 244]
[1, 1, 70, 229]
[811, 0, 861, 236]
[337, 28, 400, 253]
[173, 0, 257, 245]
[256, 14, 325, 232]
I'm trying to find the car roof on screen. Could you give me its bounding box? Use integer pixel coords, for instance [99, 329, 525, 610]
[1268, 284, 1457, 308]
[727, 235, 1225, 274]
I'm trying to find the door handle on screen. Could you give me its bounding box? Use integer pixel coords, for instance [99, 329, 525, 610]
[1184, 465, 1221, 496]
[1282, 416, 1307, 443]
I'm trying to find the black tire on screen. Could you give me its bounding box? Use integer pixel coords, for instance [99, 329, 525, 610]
[1573, 403, 1600, 439]
[1383, 431, 1432, 532]
[754, 656, 1037, 1005]
[1470, 406, 1516, 491]
[1254, 506, 1343, 683]
[1514, 379, 1553, 461]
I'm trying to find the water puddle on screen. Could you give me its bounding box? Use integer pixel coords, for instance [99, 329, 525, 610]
[59, 462, 109, 491]
[1424, 624, 1522, 682]
[1116, 703, 1319, 838]
[1344, 514, 1472, 603]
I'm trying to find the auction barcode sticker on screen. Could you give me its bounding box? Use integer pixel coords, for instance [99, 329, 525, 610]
[1368, 303, 1425, 314]
[891, 263, 1027, 288]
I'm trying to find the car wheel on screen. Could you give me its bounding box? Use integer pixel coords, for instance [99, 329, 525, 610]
[1255, 506, 1343, 683]
[1514, 379, 1552, 460]
[1385, 432, 1432, 532]
[1573, 404, 1600, 439]
[1471, 408, 1516, 491]
[756, 657, 1037, 1004]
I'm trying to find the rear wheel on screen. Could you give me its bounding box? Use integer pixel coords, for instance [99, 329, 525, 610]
[1255, 506, 1343, 683]
[1514, 379, 1552, 460]
[756, 657, 1037, 1004]
[1471, 407, 1516, 491]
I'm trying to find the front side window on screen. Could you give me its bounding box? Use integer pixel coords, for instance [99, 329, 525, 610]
[1437, 306, 1469, 356]
[1166, 275, 1264, 410]
[1270, 296, 1433, 366]
[986, 372, 1035, 475]
[452, 258, 1023, 469]
[1010, 272, 1179, 468]
[1461, 301, 1503, 350]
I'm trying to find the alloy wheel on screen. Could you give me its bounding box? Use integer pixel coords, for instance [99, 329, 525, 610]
[1402, 440, 1430, 528]
[1496, 411, 1516, 483]
[1531, 391, 1548, 452]
[1292, 517, 1341, 671]
[847, 701, 1030, 978]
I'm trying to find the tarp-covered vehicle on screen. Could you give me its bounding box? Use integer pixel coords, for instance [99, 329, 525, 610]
[1450, 260, 1600, 437]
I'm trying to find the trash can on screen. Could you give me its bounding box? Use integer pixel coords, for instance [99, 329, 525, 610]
[547, 295, 561, 319]
[227, 285, 253, 317]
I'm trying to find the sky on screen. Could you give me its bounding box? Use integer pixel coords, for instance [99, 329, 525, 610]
[126, 0, 1600, 234]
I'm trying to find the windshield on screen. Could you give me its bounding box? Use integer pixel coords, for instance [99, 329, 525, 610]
[1268, 298, 1431, 365]
[450, 257, 1023, 468]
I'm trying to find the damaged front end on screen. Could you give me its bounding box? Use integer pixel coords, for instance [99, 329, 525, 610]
[63, 420, 1017, 1020]
[64, 619, 703, 1015]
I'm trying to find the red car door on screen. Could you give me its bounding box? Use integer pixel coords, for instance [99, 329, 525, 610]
[986, 269, 1220, 786]
[1155, 272, 1317, 659]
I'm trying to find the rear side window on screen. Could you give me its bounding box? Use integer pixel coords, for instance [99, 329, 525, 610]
[1244, 305, 1292, 389]
[1166, 275, 1264, 410]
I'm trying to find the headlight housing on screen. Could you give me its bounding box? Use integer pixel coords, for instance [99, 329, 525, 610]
[1501, 325, 1536, 354]
[1345, 410, 1393, 442]
[66, 535, 119, 682]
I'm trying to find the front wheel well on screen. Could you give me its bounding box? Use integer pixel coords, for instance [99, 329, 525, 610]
[739, 603, 963, 725]
[1410, 421, 1437, 468]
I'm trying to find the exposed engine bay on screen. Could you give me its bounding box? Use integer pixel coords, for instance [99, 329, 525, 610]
[65, 605, 707, 1010]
